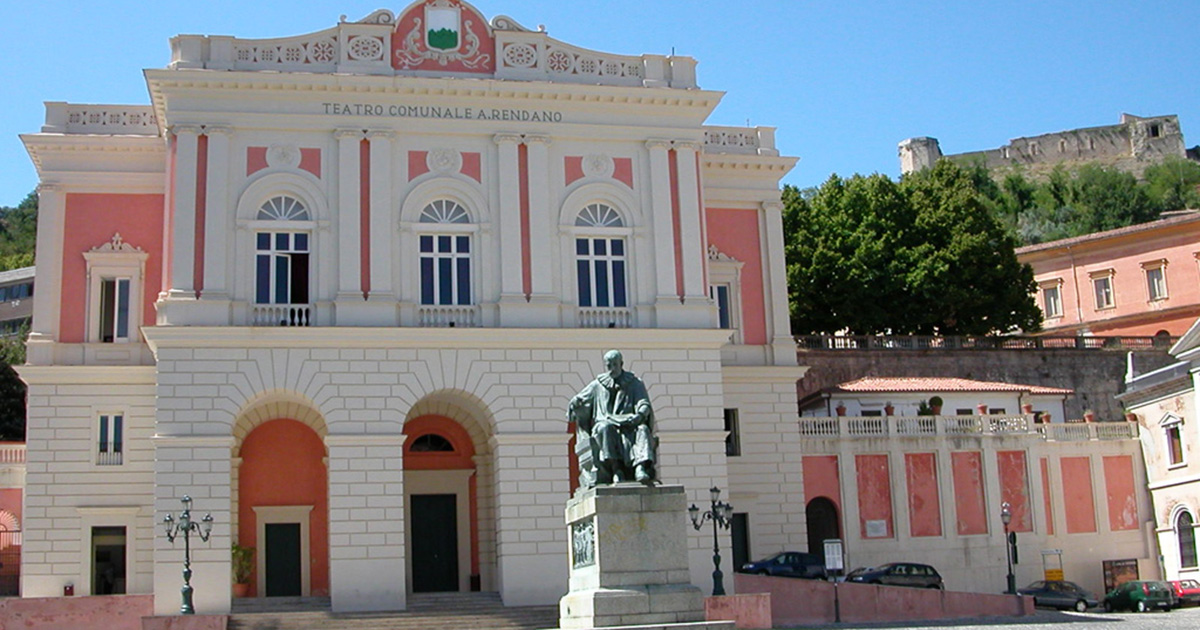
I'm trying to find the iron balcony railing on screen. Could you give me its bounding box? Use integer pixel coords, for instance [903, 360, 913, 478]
[798, 414, 1139, 442]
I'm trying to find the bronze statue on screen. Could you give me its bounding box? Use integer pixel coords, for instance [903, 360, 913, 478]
[568, 349, 657, 487]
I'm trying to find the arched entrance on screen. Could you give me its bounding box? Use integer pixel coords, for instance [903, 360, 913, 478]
[238, 418, 329, 597]
[806, 497, 841, 557]
[403, 415, 478, 593]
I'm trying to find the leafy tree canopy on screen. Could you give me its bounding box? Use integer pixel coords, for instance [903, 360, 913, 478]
[784, 161, 1042, 336]
[0, 190, 36, 439]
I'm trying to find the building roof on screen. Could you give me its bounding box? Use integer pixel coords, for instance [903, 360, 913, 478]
[1015, 211, 1200, 256]
[828, 376, 1074, 396]
[0, 266, 34, 285]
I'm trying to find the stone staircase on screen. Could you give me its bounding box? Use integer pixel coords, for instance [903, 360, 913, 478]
[228, 592, 561, 630]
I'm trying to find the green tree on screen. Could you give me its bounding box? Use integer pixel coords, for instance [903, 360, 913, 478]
[0, 323, 27, 440]
[0, 191, 37, 271]
[1142, 157, 1200, 212]
[784, 162, 1041, 336]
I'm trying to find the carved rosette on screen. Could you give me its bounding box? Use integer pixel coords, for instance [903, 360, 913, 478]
[426, 148, 463, 174]
[266, 145, 302, 170]
[581, 154, 615, 179]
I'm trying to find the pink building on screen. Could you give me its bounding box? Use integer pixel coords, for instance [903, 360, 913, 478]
[1016, 212, 1200, 338]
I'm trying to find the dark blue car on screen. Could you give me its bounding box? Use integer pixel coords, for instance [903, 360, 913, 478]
[740, 551, 826, 579]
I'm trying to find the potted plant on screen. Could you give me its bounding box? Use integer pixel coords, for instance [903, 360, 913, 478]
[928, 396, 943, 415]
[1083, 409, 1096, 423]
[835, 402, 847, 416]
[232, 543, 255, 597]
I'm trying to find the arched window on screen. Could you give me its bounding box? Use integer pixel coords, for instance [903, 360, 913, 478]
[1179, 511, 1197, 569]
[418, 200, 472, 306]
[574, 203, 627, 309]
[255, 195, 310, 309]
[410, 434, 455, 452]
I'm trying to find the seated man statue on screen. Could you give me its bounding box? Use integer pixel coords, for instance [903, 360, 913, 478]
[568, 349, 657, 486]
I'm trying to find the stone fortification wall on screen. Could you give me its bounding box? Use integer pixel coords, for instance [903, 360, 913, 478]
[899, 114, 1189, 178]
[795, 347, 1176, 420]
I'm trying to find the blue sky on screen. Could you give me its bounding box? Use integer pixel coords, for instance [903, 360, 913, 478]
[3, 1, 1199, 205]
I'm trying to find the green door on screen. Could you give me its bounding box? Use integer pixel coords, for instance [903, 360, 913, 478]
[411, 494, 459, 592]
[265, 523, 302, 596]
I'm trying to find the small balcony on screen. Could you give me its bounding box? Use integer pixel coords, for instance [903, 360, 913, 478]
[418, 305, 479, 328]
[252, 304, 311, 327]
[578, 307, 633, 329]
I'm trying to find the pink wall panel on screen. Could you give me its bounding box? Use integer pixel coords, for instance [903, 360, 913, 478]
[952, 451, 987, 535]
[0, 487, 21, 523]
[705, 208, 766, 344]
[1103, 455, 1139, 531]
[60, 194, 166, 343]
[408, 150, 430, 181]
[461, 152, 481, 182]
[905, 453, 942, 537]
[1041, 457, 1054, 535]
[247, 147, 321, 179]
[802, 455, 841, 514]
[1060, 457, 1097, 534]
[855, 454, 894, 539]
[997, 450, 1032, 532]
[564, 156, 583, 186]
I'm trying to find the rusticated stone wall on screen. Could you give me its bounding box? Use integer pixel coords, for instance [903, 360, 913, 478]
[795, 348, 1176, 421]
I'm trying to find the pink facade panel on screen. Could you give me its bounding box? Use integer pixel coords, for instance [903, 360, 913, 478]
[408, 150, 430, 181]
[1041, 457, 1054, 535]
[1103, 455, 1139, 531]
[565, 156, 633, 189]
[60, 193, 165, 343]
[802, 455, 841, 514]
[997, 450, 1032, 532]
[705, 208, 766, 344]
[905, 452, 942, 537]
[247, 146, 320, 178]
[855, 454, 894, 539]
[461, 151, 481, 182]
[1060, 457, 1097, 534]
[951, 451, 987, 535]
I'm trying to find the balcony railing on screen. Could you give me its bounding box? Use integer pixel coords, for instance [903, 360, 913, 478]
[0, 443, 24, 465]
[252, 304, 311, 327]
[578, 307, 633, 329]
[418, 305, 479, 328]
[799, 414, 1139, 441]
[796, 334, 1175, 351]
[96, 450, 123, 466]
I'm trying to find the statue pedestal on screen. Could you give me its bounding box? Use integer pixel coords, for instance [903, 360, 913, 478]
[560, 484, 725, 629]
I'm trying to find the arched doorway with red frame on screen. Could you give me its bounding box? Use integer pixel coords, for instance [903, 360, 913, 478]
[403, 414, 479, 593]
[237, 417, 329, 598]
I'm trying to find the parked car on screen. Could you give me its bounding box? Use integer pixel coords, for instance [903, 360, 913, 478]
[739, 551, 826, 579]
[1103, 580, 1177, 612]
[1017, 580, 1098, 612]
[1170, 579, 1200, 606]
[845, 562, 943, 589]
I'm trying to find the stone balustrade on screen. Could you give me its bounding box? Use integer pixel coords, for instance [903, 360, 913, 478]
[799, 414, 1138, 441]
[41, 103, 159, 136]
[703, 126, 779, 156]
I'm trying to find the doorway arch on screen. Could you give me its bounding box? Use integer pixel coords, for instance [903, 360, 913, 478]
[404, 414, 478, 593]
[806, 497, 841, 557]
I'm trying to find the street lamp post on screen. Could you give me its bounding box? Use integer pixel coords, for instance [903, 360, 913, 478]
[689, 486, 733, 596]
[1000, 501, 1016, 595]
[163, 495, 214, 615]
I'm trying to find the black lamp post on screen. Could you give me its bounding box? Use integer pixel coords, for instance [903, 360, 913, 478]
[1000, 501, 1016, 595]
[163, 495, 214, 615]
[689, 486, 733, 596]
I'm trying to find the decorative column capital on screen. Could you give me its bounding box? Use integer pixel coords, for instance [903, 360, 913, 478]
[493, 133, 522, 146]
[36, 182, 62, 194]
[645, 139, 672, 151]
[524, 134, 552, 146]
[334, 128, 364, 140]
[366, 129, 395, 141]
[760, 201, 783, 213]
[674, 141, 701, 152]
[170, 124, 203, 136]
[203, 126, 233, 137]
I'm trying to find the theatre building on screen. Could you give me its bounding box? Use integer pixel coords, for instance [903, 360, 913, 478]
[18, 1, 803, 614]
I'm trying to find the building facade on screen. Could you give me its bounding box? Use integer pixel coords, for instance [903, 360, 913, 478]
[1016, 212, 1200, 338]
[18, 2, 802, 614]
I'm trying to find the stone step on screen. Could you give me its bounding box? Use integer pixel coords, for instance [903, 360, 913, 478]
[228, 593, 560, 630]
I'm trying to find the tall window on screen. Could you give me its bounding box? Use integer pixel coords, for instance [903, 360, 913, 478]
[419, 200, 472, 306]
[1040, 283, 1062, 319]
[712, 284, 733, 329]
[255, 196, 311, 306]
[1179, 511, 1197, 569]
[98, 278, 131, 343]
[1165, 415, 1185, 467]
[724, 408, 741, 456]
[97, 413, 123, 466]
[575, 203, 627, 309]
[1146, 265, 1168, 301]
[1092, 272, 1115, 309]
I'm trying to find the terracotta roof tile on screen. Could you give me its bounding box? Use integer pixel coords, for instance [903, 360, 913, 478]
[831, 376, 1073, 396]
[1015, 211, 1200, 255]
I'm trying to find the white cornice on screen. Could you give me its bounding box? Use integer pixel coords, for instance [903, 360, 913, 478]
[22, 133, 165, 177]
[141, 326, 734, 354]
[702, 154, 798, 174]
[17, 365, 157, 385]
